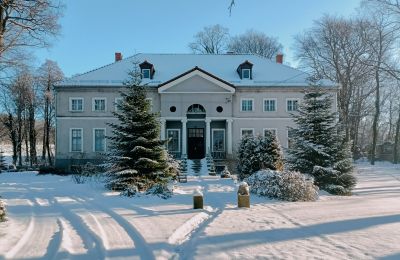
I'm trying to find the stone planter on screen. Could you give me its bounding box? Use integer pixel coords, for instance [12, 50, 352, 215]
[237, 194, 250, 208]
[193, 195, 204, 209]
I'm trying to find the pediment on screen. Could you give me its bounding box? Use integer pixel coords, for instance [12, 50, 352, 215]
[158, 67, 235, 94]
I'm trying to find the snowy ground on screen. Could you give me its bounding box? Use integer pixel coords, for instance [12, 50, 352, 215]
[0, 161, 399, 259]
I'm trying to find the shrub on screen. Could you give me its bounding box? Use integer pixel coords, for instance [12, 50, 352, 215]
[38, 166, 68, 175]
[237, 134, 284, 180]
[0, 198, 6, 222]
[146, 183, 173, 199]
[312, 166, 356, 195]
[245, 169, 319, 201]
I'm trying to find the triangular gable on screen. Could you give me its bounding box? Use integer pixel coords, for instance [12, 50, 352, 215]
[158, 67, 235, 94]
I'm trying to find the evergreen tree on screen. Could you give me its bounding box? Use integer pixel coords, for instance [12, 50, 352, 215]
[286, 86, 356, 193]
[106, 61, 170, 194]
[0, 150, 6, 172]
[237, 134, 284, 179]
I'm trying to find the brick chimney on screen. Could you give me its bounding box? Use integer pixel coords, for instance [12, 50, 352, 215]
[115, 52, 122, 62]
[276, 54, 283, 64]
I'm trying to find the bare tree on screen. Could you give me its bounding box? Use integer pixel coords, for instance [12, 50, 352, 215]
[0, 0, 62, 58]
[360, 8, 399, 164]
[189, 24, 230, 54]
[37, 59, 63, 165]
[228, 30, 283, 59]
[295, 15, 373, 155]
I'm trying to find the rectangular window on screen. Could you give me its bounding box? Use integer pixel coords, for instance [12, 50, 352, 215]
[142, 69, 150, 79]
[145, 98, 153, 111]
[93, 128, 106, 152]
[241, 98, 254, 112]
[263, 99, 276, 112]
[69, 98, 83, 112]
[115, 98, 123, 111]
[242, 69, 251, 79]
[287, 129, 295, 148]
[241, 128, 254, 138]
[263, 128, 277, 138]
[93, 98, 106, 112]
[287, 99, 299, 112]
[212, 129, 225, 152]
[167, 129, 180, 152]
[70, 128, 83, 152]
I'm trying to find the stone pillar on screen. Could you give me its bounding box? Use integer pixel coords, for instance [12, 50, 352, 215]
[227, 119, 233, 155]
[160, 118, 166, 140]
[181, 118, 187, 156]
[205, 118, 211, 155]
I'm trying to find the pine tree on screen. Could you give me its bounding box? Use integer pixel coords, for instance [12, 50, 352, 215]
[237, 134, 284, 179]
[0, 150, 6, 172]
[106, 61, 170, 194]
[286, 86, 356, 193]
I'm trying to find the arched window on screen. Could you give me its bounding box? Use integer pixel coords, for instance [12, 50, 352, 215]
[187, 104, 206, 114]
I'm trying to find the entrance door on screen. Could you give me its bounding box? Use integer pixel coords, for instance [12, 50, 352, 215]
[188, 128, 205, 159]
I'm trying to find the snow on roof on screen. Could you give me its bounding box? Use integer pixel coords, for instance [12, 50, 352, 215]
[58, 53, 337, 88]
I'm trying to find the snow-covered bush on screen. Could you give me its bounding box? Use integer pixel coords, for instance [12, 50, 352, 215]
[245, 169, 319, 201]
[312, 166, 355, 195]
[146, 183, 173, 199]
[221, 166, 231, 178]
[0, 151, 6, 173]
[237, 134, 284, 180]
[0, 198, 6, 222]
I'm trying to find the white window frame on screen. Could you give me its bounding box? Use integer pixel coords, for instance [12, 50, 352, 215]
[263, 98, 277, 112]
[212, 128, 226, 152]
[286, 98, 300, 112]
[69, 97, 84, 112]
[142, 69, 151, 79]
[240, 128, 255, 139]
[93, 128, 106, 152]
[114, 97, 123, 111]
[242, 69, 251, 79]
[287, 129, 295, 148]
[92, 97, 107, 112]
[240, 98, 254, 112]
[263, 128, 278, 138]
[167, 129, 180, 152]
[145, 97, 153, 112]
[70, 128, 83, 152]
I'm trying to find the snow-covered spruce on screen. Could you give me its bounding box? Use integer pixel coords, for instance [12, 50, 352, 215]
[245, 169, 319, 201]
[0, 150, 6, 172]
[106, 61, 174, 195]
[312, 166, 355, 195]
[0, 198, 6, 222]
[237, 133, 284, 180]
[286, 86, 356, 193]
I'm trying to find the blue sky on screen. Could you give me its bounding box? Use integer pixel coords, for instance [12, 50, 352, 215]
[35, 0, 361, 77]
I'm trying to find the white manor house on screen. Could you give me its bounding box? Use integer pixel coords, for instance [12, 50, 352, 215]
[54, 53, 336, 168]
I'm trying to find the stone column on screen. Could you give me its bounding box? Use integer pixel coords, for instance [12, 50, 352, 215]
[227, 119, 233, 155]
[160, 118, 166, 140]
[181, 118, 187, 156]
[205, 118, 211, 155]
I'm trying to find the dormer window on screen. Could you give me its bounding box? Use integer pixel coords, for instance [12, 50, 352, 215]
[242, 69, 251, 79]
[237, 60, 253, 80]
[142, 69, 150, 79]
[139, 60, 155, 79]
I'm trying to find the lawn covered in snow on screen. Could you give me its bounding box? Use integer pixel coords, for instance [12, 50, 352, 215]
[0, 161, 399, 259]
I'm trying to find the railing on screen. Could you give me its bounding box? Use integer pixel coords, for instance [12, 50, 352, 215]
[211, 151, 226, 160]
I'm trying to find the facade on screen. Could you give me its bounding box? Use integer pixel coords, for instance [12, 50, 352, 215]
[54, 53, 336, 168]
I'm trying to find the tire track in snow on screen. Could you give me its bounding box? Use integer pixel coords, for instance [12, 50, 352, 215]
[72, 196, 156, 260]
[52, 198, 106, 259]
[5, 199, 35, 259]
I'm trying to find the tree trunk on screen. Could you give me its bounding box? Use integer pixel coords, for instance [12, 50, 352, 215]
[393, 107, 400, 164]
[42, 98, 49, 161]
[371, 69, 380, 165]
[28, 104, 37, 166]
